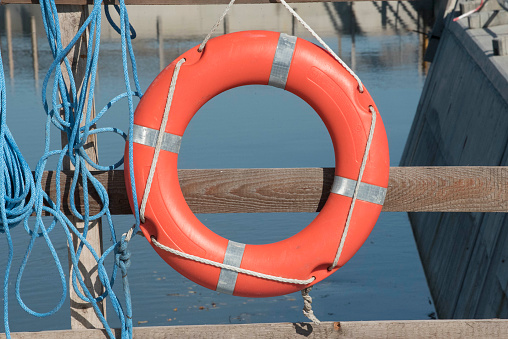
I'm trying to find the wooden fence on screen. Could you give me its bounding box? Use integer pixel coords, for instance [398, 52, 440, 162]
[44, 166, 508, 215]
[2, 0, 508, 337]
[2, 319, 508, 338]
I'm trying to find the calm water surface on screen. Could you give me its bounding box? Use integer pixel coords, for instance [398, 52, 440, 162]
[1, 5, 434, 332]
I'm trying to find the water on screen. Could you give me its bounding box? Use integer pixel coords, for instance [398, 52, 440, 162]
[1, 3, 434, 332]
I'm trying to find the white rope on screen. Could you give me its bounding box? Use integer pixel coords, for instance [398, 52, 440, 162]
[139, 58, 186, 223]
[151, 236, 315, 285]
[123, 225, 136, 243]
[329, 106, 377, 270]
[198, 0, 236, 52]
[197, 0, 363, 92]
[278, 0, 363, 92]
[301, 286, 321, 324]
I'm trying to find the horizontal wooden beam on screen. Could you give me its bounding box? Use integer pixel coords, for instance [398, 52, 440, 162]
[2, 319, 508, 338]
[40, 166, 508, 215]
[1, 0, 412, 5]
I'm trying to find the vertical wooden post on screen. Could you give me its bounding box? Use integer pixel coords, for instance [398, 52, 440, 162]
[418, 13, 423, 76]
[291, 8, 296, 36]
[417, 13, 429, 75]
[395, 2, 400, 30]
[350, 2, 356, 71]
[57, 6, 105, 330]
[5, 7, 14, 80]
[381, 1, 387, 29]
[338, 34, 342, 59]
[223, 14, 229, 34]
[31, 16, 39, 84]
[157, 16, 164, 71]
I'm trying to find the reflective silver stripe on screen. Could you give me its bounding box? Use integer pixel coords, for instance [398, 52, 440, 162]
[268, 33, 297, 89]
[331, 176, 387, 205]
[216, 241, 246, 295]
[132, 124, 182, 154]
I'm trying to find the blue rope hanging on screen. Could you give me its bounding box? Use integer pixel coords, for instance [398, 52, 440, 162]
[0, 34, 37, 339]
[0, 0, 143, 337]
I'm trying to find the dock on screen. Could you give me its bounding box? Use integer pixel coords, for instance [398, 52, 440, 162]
[1, 319, 508, 338]
[401, 0, 508, 320]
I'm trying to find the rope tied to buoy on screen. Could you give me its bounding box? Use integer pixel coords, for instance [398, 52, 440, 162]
[151, 236, 315, 285]
[301, 286, 321, 325]
[198, 0, 364, 93]
[329, 105, 377, 271]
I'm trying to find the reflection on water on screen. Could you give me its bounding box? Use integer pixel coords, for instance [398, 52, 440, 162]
[0, 2, 435, 332]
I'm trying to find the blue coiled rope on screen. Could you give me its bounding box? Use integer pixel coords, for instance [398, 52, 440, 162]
[0, 38, 37, 339]
[0, 0, 143, 337]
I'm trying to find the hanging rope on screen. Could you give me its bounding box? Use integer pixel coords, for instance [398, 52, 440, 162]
[301, 287, 321, 325]
[198, 0, 364, 92]
[0, 30, 37, 339]
[0, 0, 142, 337]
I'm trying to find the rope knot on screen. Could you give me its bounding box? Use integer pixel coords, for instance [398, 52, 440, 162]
[301, 286, 321, 325]
[115, 239, 132, 270]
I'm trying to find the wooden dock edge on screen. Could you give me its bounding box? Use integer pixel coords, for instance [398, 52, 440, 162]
[44, 166, 508, 215]
[1, 319, 507, 338]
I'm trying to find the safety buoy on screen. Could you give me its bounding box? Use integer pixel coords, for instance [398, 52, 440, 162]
[125, 31, 389, 298]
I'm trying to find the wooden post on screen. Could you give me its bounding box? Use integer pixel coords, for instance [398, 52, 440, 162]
[395, 1, 400, 30]
[350, 2, 356, 71]
[31, 16, 39, 84]
[381, 1, 387, 29]
[5, 7, 14, 80]
[223, 14, 229, 34]
[157, 16, 164, 71]
[338, 33, 342, 59]
[291, 8, 296, 36]
[57, 6, 105, 329]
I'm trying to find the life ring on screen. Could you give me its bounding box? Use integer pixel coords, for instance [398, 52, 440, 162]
[124, 30, 389, 298]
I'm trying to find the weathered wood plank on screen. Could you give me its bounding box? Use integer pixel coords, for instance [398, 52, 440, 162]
[1, 320, 508, 338]
[2, 0, 415, 4]
[40, 166, 508, 215]
[58, 5, 105, 329]
[5, 7, 14, 80]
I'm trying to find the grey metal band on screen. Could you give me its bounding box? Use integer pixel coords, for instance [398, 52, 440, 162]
[216, 241, 246, 295]
[268, 33, 297, 89]
[331, 176, 387, 205]
[132, 124, 182, 154]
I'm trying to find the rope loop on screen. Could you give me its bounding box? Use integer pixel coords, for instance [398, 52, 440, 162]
[105, 4, 137, 40]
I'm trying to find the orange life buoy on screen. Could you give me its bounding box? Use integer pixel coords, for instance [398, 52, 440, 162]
[125, 31, 389, 298]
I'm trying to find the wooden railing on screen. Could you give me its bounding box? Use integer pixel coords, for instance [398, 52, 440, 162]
[1, 319, 508, 338]
[2, 0, 508, 337]
[44, 166, 508, 215]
